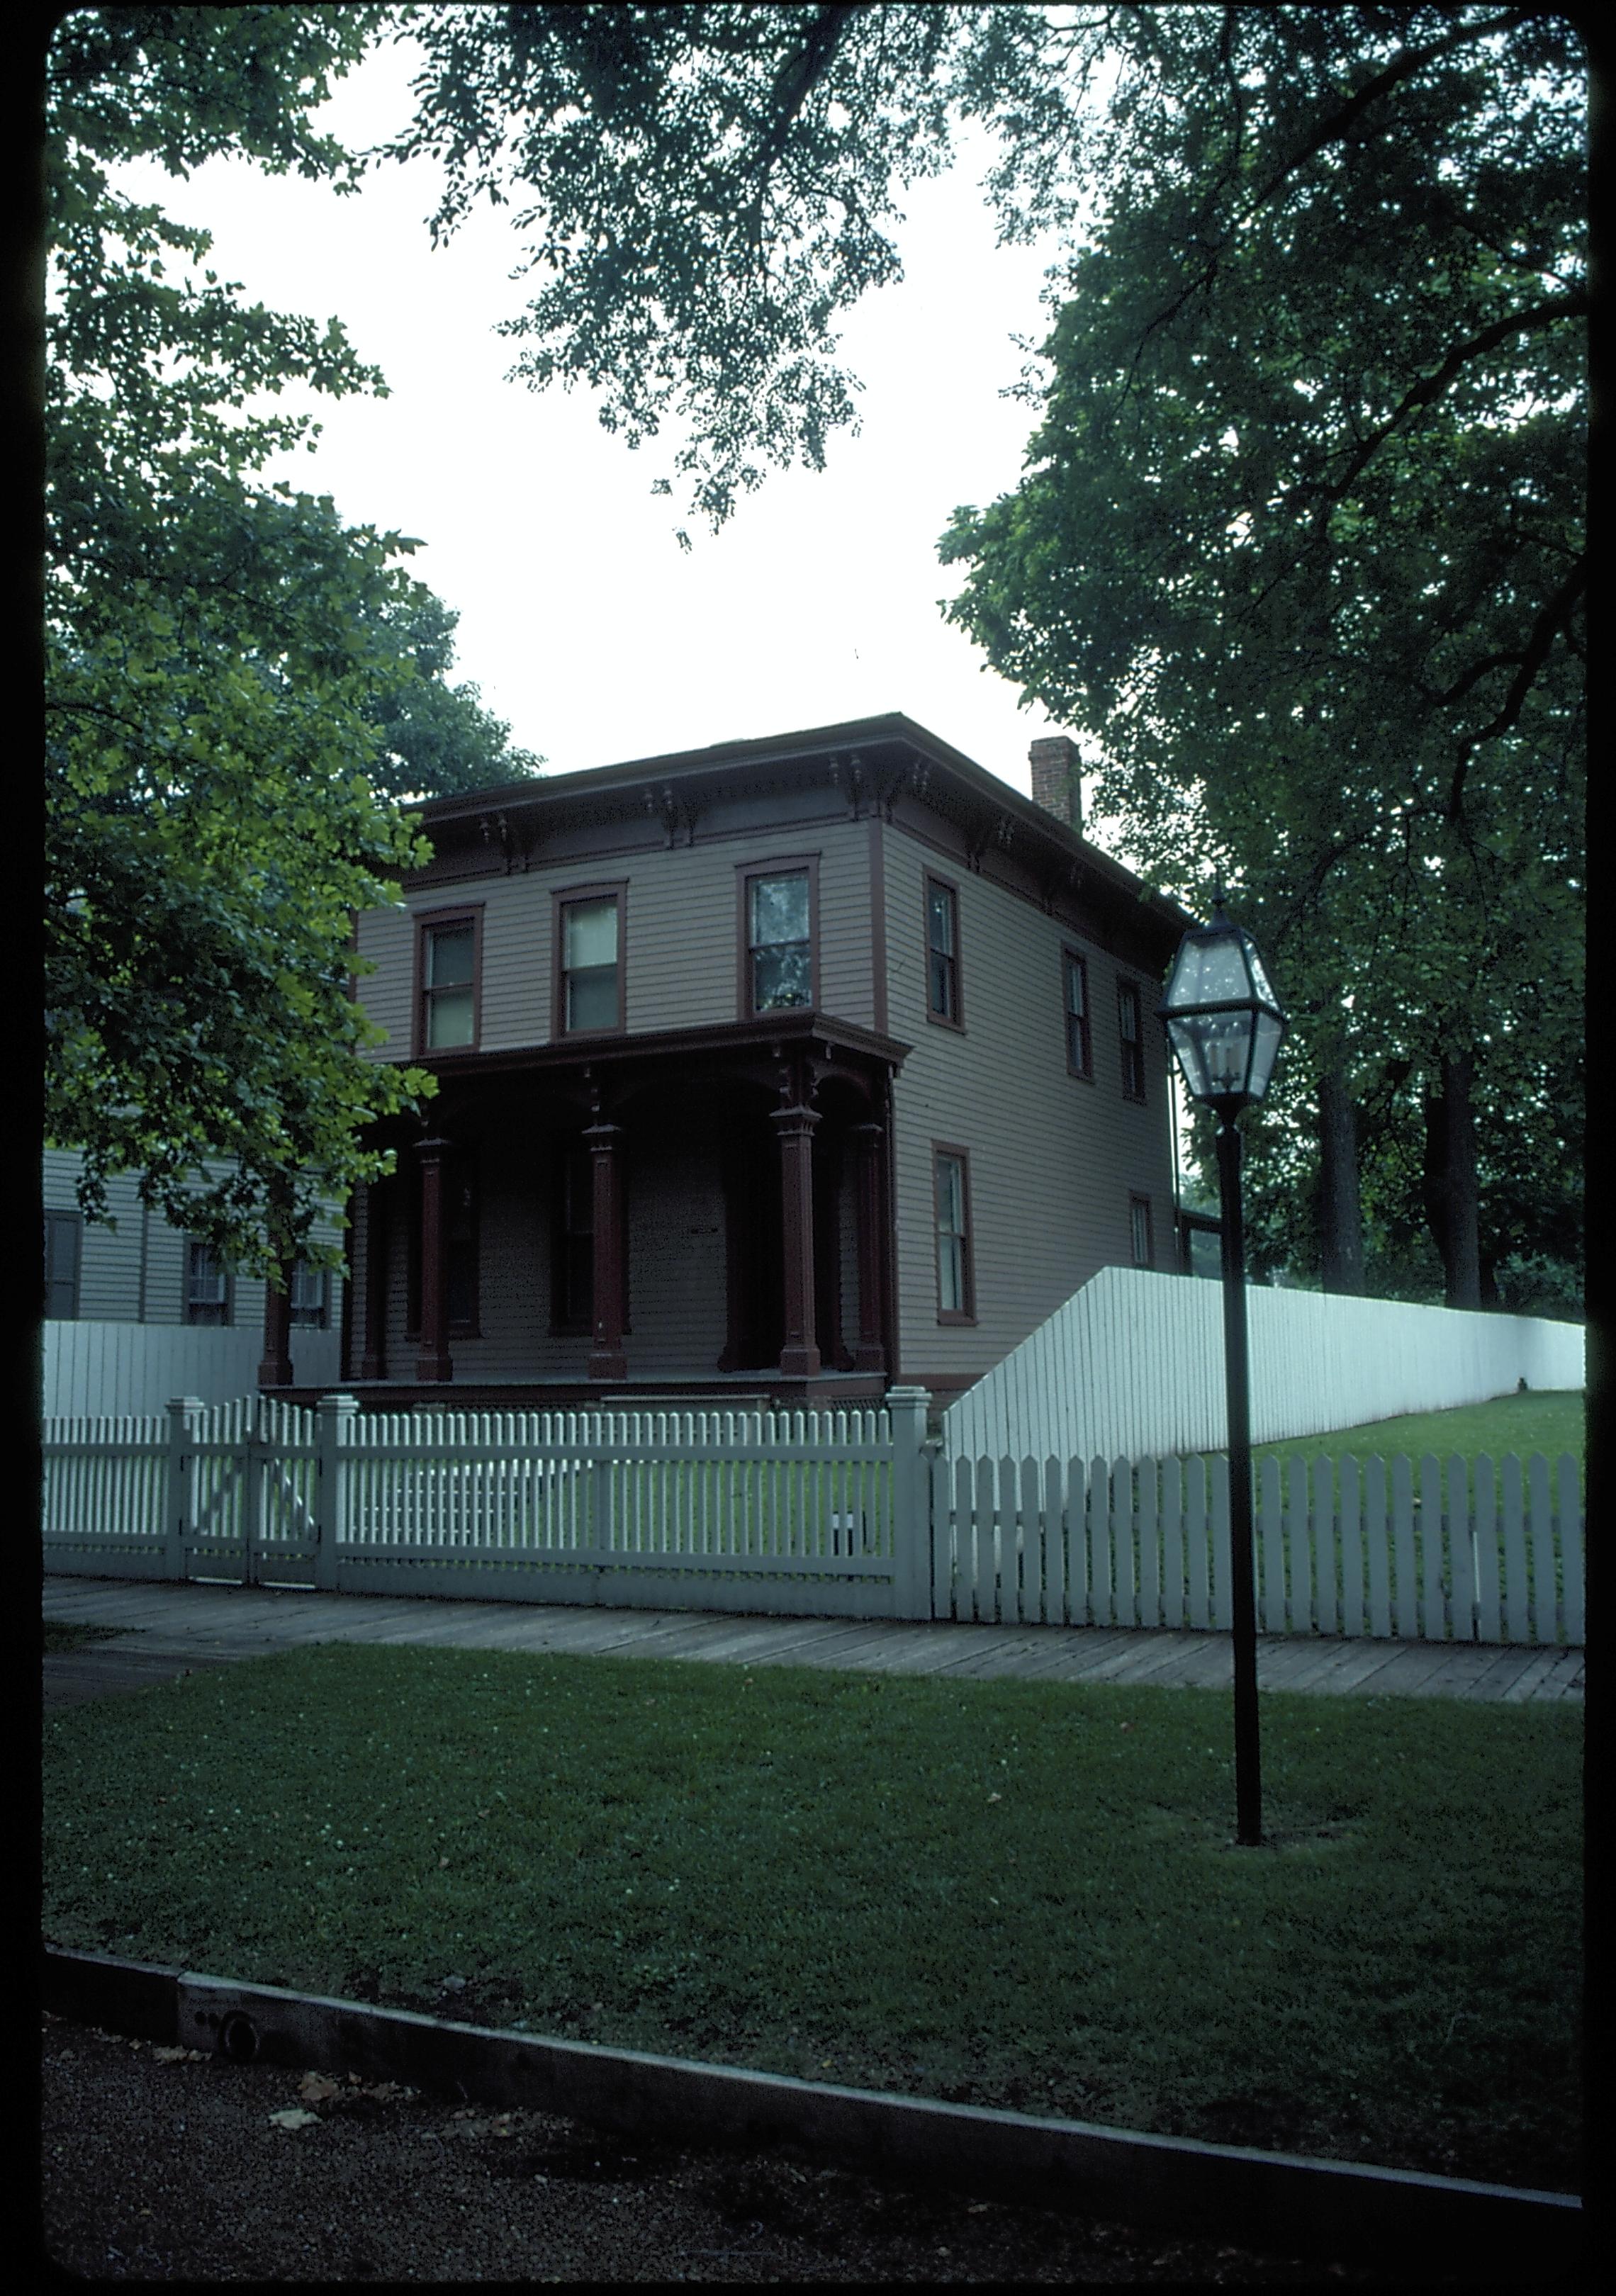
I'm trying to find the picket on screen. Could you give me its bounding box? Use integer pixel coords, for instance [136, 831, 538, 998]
[40, 1400, 1583, 1648]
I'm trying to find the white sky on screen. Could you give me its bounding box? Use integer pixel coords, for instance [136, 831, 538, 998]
[111, 27, 1087, 806]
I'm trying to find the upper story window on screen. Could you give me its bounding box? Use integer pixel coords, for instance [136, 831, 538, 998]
[741, 860, 816, 1015]
[43, 1210, 82, 1320]
[934, 1146, 975, 1322]
[556, 888, 624, 1034]
[1063, 949, 1092, 1078]
[417, 911, 481, 1053]
[185, 1240, 231, 1326]
[1130, 1193, 1154, 1267]
[288, 1259, 328, 1329]
[1118, 979, 1146, 1100]
[926, 875, 962, 1026]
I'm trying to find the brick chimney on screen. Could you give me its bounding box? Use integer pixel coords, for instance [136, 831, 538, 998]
[1028, 736, 1082, 833]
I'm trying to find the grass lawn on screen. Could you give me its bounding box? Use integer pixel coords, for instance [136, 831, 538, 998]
[1187, 1390, 1585, 1507]
[42, 1643, 1581, 2193]
[43, 1621, 130, 1654]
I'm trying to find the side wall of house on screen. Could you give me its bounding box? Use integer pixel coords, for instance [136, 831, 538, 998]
[879, 813, 1177, 1392]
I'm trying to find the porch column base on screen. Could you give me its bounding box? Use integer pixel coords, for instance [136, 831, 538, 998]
[778, 1344, 821, 1380]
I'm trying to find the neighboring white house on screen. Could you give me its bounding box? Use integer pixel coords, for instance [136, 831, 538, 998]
[41, 1149, 344, 1412]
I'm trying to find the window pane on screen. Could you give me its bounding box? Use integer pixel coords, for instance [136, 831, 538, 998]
[566, 967, 619, 1030]
[427, 984, 475, 1047]
[564, 898, 618, 969]
[1131, 1199, 1152, 1264]
[928, 949, 955, 1018]
[750, 872, 809, 947]
[1065, 957, 1086, 1016]
[753, 945, 811, 1010]
[939, 1232, 965, 1314]
[928, 882, 955, 955]
[427, 924, 474, 987]
[1120, 986, 1140, 1039]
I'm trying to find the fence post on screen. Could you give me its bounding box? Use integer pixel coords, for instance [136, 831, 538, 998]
[315, 1394, 359, 1592]
[885, 1386, 933, 1619]
[165, 1396, 204, 1582]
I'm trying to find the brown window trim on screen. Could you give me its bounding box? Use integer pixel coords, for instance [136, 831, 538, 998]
[1130, 1191, 1155, 1268]
[551, 879, 629, 1040]
[932, 1139, 976, 1325]
[923, 868, 965, 1032]
[413, 904, 485, 1059]
[1118, 976, 1148, 1102]
[1062, 945, 1094, 1080]
[736, 853, 820, 1020]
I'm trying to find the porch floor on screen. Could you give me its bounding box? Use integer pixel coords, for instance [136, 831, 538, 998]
[43, 1576, 1583, 1709]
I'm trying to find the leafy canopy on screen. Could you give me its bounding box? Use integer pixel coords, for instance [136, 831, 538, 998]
[45, 4, 538, 1273]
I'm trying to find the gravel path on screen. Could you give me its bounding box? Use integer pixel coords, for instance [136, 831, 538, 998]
[41, 2013, 1392, 2284]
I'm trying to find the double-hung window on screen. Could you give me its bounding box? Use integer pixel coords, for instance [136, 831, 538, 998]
[926, 875, 962, 1025]
[1118, 979, 1146, 1099]
[418, 912, 480, 1052]
[1063, 949, 1092, 1078]
[1130, 1193, 1154, 1267]
[556, 887, 625, 1035]
[43, 1210, 82, 1319]
[185, 1240, 230, 1326]
[933, 1147, 975, 1322]
[288, 1260, 328, 1329]
[742, 862, 815, 1015]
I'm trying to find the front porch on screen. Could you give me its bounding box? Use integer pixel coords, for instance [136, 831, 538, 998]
[259, 1012, 909, 1410]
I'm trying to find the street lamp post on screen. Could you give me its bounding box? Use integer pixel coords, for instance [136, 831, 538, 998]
[1160, 892, 1288, 1848]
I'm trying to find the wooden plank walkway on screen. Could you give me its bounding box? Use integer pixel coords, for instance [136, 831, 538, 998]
[43, 1575, 1583, 1709]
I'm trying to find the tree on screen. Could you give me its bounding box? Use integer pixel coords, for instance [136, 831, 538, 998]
[45, 5, 539, 1275]
[936, 8, 1586, 1305]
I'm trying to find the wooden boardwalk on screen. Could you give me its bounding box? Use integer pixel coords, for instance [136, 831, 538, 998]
[42, 1575, 1583, 1711]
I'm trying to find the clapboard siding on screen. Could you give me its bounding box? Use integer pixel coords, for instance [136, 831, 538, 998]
[43, 1154, 145, 1321]
[354, 808, 878, 1054]
[882, 831, 1174, 1383]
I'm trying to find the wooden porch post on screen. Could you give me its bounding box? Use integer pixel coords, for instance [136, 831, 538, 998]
[773, 1079, 821, 1381]
[850, 1120, 888, 1374]
[358, 1176, 389, 1380]
[586, 1120, 629, 1381]
[415, 1137, 454, 1383]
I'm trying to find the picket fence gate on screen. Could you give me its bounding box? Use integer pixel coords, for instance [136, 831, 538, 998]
[40, 1390, 1584, 1646]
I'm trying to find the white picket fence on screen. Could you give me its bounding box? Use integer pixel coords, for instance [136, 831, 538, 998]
[40, 1390, 1583, 1645]
[42, 1321, 343, 1416]
[944, 1266, 1586, 1466]
[931, 1449, 1584, 1647]
[40, 1391, 933, 1621]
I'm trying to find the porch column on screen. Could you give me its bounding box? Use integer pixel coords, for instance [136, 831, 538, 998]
[850, 1120, 887, 1374]
[415, 1137, 454, 1383]
[586, 1120, 629, 1381]
[257, 1271, 293, 1388]
[773, 1087, 821, 1380]
[358, 1176, 390, 1380]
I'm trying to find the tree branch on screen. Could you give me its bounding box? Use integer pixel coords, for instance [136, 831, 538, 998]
[1448, 554, 1587, 819]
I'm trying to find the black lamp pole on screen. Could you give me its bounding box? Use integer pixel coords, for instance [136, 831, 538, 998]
[1159, 887, 1286, 1852]
[1215, 1115, 1262, 1847]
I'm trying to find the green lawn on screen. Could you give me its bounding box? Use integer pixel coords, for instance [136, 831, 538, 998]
[43, 1620, 130, 1654]
[42, 1642, 1581, 2192]
[1186, 1390, 1585, 1505]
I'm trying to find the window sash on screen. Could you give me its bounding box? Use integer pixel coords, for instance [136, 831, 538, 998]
[935, 1153, 970, 1315]
[1130, 1196, 1153, 1266]
[1065, 953, 1091, 1074]
[1118, 982, 1145, 1096]
[927, 882, 960, 1020]
[288, 1261, 327, 1327]
[186, 1242, 230, 1325]
[748, 871, 811, 1011]
[562, 897, 621, 1029]
[424, 921, 477, 1049]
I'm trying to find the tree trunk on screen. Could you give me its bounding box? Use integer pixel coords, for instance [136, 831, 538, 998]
[1422, 1051, 1482, 1309]
[1316, 1066, 1365, 1295]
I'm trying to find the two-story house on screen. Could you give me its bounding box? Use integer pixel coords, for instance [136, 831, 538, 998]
[337, 712, 1187, 1408]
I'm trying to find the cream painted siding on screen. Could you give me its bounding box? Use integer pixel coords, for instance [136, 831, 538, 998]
[354, 811, 878, 1055]
[883, 835, 1175, 1383]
